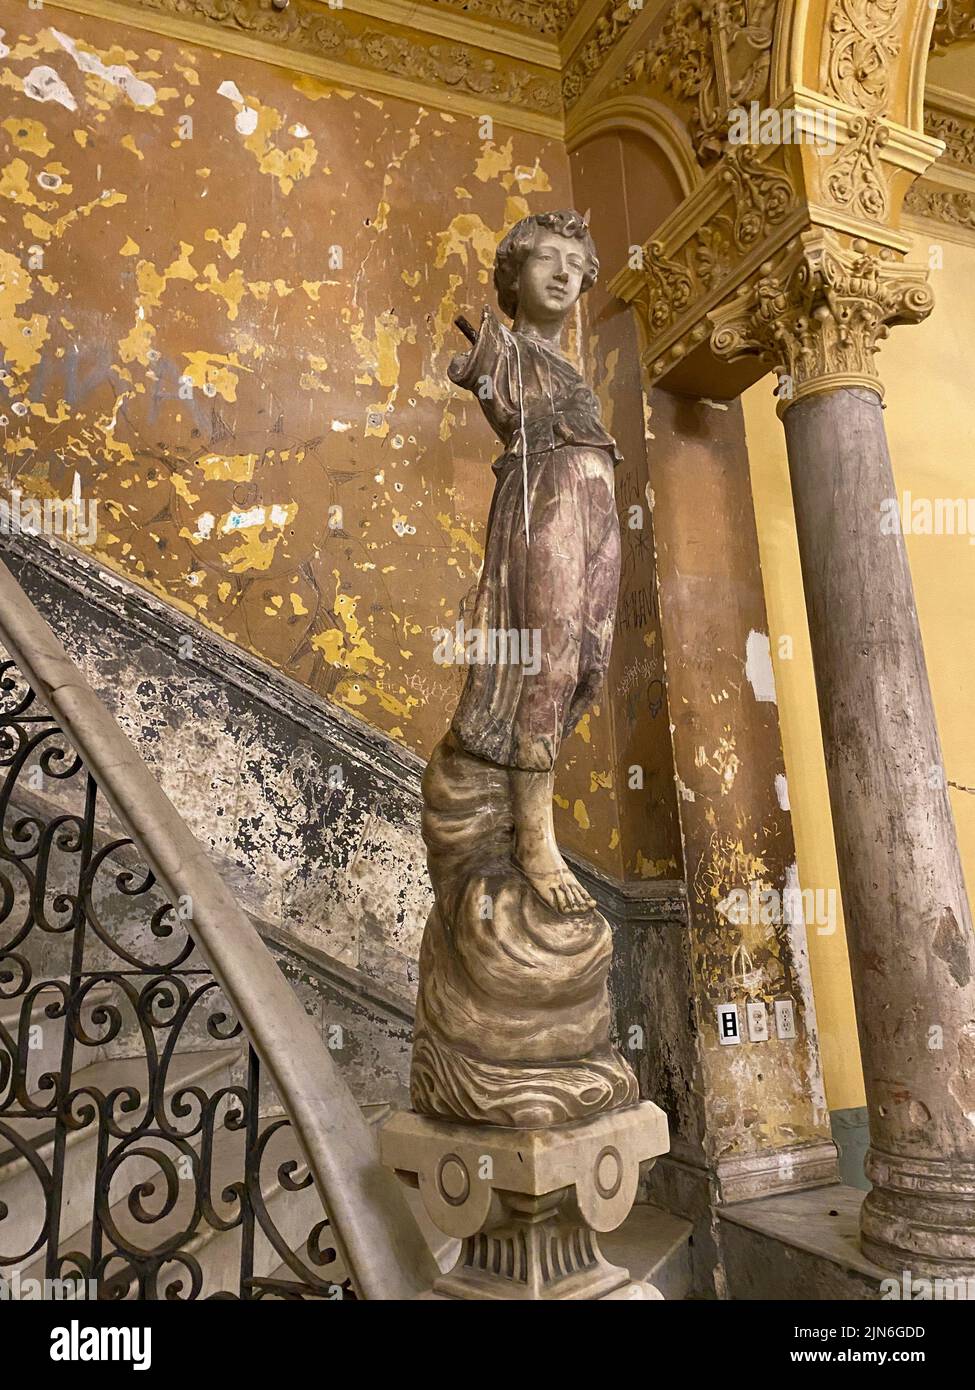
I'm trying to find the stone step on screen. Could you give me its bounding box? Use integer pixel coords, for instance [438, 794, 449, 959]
[18, 1113, 321, 1300]
[719, 1183, 894, 1300]
[0, 1047, 239, 1267]
[602, 1202, 694, 1300]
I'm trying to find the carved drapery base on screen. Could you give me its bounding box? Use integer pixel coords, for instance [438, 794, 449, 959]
[861, 1150, 975, 1277]
[709, 230, 934, 413]
[381, 1104, 670, 1300]
[410, 734, 638, 1127]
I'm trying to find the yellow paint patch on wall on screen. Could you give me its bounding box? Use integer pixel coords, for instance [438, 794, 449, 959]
[573, 799, 590, 830]
[195, 452, 256, 483]
[3, 116, 52, 157]
[221, 502, 296, 573]
[24, 187, 126, 243]
[0, 157, 42, 207]
[181, 350, 245, 402]
[574, 713, 592, 744]
[434, 213, 499, 272]
[310, 579, 385, 675]
[350, 312, 415, 391]
[220, 85, 318, 195]
[0, 248, 48, 376]
[434, 511, 484, 563]
[474, 139, 513, 182]
[205, 222, 246, 259]
[635, 851, 680, 879]
[197, 264, 247, 321]
[512, 161, 551, 195]
[170, 472, 200, 505]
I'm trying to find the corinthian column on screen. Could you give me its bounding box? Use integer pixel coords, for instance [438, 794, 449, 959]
[712, 230, 975, 1277]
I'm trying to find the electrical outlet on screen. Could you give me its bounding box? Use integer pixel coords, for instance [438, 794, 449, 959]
[774, 999, 796, 1040]
[746, 1001, 769, 1042]
[717, 1003, 740, 1045]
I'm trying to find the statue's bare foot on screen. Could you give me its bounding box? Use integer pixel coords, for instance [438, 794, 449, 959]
[513, 843, 596, 916]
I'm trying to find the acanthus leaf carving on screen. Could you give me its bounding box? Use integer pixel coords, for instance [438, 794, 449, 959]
[821, 0, 903, 116]
[612, 0, 775, 165]
[822, 115, 891, 221]
[718, 144, 794, 246]
[709, 233, 934, 402]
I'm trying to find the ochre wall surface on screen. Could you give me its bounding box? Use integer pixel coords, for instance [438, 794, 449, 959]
[570, 129, 686, 882]
[0, 5, 633, 865]
[743, 232, 975, 1113]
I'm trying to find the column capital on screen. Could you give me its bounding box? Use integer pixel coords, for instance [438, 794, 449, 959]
[709, 229, 934, 412]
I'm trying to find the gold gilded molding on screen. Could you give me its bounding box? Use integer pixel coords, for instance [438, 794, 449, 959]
[709, 230, 934, 407]
[46, 0, 564, 136]
[562, 0, 644, 110]
[905, 179, 975, 228]
[925, 104, 975, 169]
[930, 0, 975, 49]
[612, 141, 802, 384]
[820, 0, 904, 116]
[421, 0, 583, 38]
[821, 115, 892, 220]
[612, 0, 776, 163]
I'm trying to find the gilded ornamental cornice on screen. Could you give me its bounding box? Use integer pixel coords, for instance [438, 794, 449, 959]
[609, 78, 942, 393]
[46, 0, 566, 136]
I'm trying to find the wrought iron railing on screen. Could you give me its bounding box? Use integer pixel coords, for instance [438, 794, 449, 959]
[0, 556, 436, 1300]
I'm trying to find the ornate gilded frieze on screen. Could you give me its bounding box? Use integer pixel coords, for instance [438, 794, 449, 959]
[925, 107, 975, 169]
[613, 143, 800, 380]
[709, 230, 934, 404]
[610, 0, 776, 163]
[424, 0, 583, 36]
[904, 181, 975, 228]
[930, 0, 975, 49]
[562, 0, 644, 110]
[56, 0, 563, 133]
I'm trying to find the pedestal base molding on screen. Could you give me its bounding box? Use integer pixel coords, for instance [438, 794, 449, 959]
[861, 1149, 975, 1276]
[381, 1102, 670, 1300]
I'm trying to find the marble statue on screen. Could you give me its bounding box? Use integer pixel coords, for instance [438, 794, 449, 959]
[410, 211, 639, 1128]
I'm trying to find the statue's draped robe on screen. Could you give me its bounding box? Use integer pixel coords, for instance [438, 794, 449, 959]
[408, 308, 639, 1129]
[448, 309, 622, 772]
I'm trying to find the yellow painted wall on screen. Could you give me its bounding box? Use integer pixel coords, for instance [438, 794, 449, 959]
[743, 231, 975, 1113]
[0, 6, 630, 868]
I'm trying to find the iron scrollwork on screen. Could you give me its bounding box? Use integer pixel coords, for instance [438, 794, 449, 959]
[0, 657, 352, 1300]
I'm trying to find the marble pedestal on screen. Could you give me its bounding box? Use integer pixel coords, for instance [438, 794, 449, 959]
[381, 1102, 670, 1300]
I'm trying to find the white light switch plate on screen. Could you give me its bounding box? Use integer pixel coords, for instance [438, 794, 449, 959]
[717, 1003, 740, 1045]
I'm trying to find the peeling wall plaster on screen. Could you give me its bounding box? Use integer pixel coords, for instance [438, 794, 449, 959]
[0, 5, 624, 862]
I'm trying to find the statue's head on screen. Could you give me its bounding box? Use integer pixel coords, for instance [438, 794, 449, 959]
[494, 211, 598, 325]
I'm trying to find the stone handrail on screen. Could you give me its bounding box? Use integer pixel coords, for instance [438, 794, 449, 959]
[0, 554, 437, 1300]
